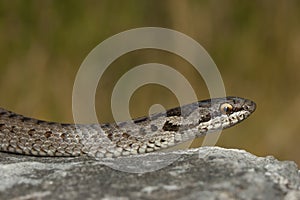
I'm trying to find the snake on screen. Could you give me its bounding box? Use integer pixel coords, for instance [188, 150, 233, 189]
[0, 96, 256, 158]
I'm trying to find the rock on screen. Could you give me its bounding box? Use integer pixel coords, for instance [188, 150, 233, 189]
[0, 147, 299, 200]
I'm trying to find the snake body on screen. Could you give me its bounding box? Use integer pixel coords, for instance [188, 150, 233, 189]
[0, 96, 256, 158]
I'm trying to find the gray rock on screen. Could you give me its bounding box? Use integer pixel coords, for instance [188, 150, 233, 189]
[0, 147, 299, 200]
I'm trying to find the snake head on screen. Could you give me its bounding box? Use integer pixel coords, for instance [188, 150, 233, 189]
[193, 96, 256, 133]
[164, 96, 256, 137]
[216, 96, 256, 117]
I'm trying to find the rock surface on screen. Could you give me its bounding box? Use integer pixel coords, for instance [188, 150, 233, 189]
[0, 147, 299, 200]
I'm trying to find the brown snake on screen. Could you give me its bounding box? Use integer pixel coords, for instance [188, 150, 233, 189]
[0, 96, 256, 158]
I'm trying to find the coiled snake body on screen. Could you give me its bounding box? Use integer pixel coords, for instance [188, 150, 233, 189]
[0, 97, 256, 158]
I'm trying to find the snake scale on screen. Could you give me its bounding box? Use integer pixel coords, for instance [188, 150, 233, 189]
[0, 96, 255, 158]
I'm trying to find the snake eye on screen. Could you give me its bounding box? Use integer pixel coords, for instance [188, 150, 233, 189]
[220, 103, 233, 115]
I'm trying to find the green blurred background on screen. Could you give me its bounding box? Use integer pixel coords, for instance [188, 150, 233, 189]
[0, 1, 300, 165]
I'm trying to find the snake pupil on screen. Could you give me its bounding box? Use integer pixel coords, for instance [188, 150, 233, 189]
[220, 103, 233, 115]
